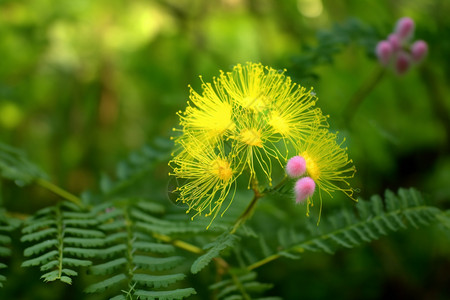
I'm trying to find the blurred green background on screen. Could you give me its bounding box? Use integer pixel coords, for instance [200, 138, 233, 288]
[1, 0, 449, 299]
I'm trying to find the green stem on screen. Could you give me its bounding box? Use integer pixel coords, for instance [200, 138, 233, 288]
[263, 175, 288, 194]
[247, 253, 280, 271]
[418, 65, 450, 150]
[152, 232, 204, 254]
[231, 180, 264, 234]
[231, 272, 251, 300]
[342, 66, 386, 124]
[35, 178, 83, 207]
[123, 209, 135, 293]
[55, 204, 64, 280]
[246, 205, 434, 271]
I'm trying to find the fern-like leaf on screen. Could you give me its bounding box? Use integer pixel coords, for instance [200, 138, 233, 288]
[0, 210, 20, 288]
[98, 141, 171, 197]
[244, 188, 442, 270]
[291, 188, 440, 253]
[210, 271, 280, 300]
[191, 232, 240, 274]
[21, 202, 101, 284]
[0, 142, 47, 186]
[85, 201, 195, 299]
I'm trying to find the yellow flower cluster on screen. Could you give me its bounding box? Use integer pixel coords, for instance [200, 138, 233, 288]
[169, 62, 355, 225]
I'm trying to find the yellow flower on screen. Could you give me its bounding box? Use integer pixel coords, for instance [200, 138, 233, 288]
[296, 129, 356, 219]
[267, 85, 328, 148]
[170, 62, 340, 226]
[219, 63, 327, 184]
[218, 63, 284, 112]
[178, 78, 235, 141]
[229, 109, 280, 187]
[169, 134, 237, 226]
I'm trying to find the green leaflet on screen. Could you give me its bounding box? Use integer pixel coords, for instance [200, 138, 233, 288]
[209, 271, 278, 300]
[0, 210, 19, 288]
[132, 273, 186, 288]
[84, 273, 128, 293]
[191, 232, 240, 274]
[98, 142, 171, 197]
[133, 288, 197, 300]
[0, 142, 47, 186]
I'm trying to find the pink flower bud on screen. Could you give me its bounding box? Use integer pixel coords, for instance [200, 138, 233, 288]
[388, 34, 401, 52]
[286, 156, 306, 178]
[294, 177, 315, 204]
[395, 51, 411, 75]
[395, 17, 415, 41]
[411, 40, 428, 63]
[375, 41, 393, 66]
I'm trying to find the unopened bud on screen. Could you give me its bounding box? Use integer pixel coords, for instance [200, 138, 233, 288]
[411, 40, 428, 63]
[286, 156, 306, 178]
[395, 17, 415, 41]
[376, 41, 393, 66]
[294, 177, 315, 204]
[395, 51, 411, 75]
[388, 34, 401, 52]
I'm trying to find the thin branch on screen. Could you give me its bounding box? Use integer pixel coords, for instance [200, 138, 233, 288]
[152, 232, 203, 255]
[230, 179, 264, 234]
[35, 178, 83, 207]
[342, 66, 385, 124]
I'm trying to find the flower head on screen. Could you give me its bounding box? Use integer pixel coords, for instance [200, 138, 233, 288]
[177, 79, 235, 141]
[169, 135, 236, 226]
[170, 62, 343, 226]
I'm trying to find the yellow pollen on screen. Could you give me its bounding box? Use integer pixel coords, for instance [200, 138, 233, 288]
[210, 158, 233, 181]
[268, 112, 290, 135]
[240, 128, 263, 147]
[302, 152, 320, 180]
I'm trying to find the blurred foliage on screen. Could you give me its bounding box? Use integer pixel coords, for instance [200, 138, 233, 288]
[0, 0, 449, 299]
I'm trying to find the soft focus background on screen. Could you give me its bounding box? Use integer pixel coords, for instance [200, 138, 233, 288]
[1, 0, 449, 299]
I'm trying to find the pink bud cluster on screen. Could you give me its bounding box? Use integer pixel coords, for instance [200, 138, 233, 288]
[375, 17, 428, 75]
[286, 156, 315, 204]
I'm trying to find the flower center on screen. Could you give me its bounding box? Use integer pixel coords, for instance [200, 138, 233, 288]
[268, 111, 290, 135]
[302, 152, 320, 180]
[240, 128, 263, 147]
[211, 158, 233, 181]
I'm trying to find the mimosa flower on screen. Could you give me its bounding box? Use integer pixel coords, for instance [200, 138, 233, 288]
[296, 129, 356, 218]
[177, 79, 235, 141]
[170, 62, 333, 225]
[218, 63, 287, 112]
[169, 135, 237, 226]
